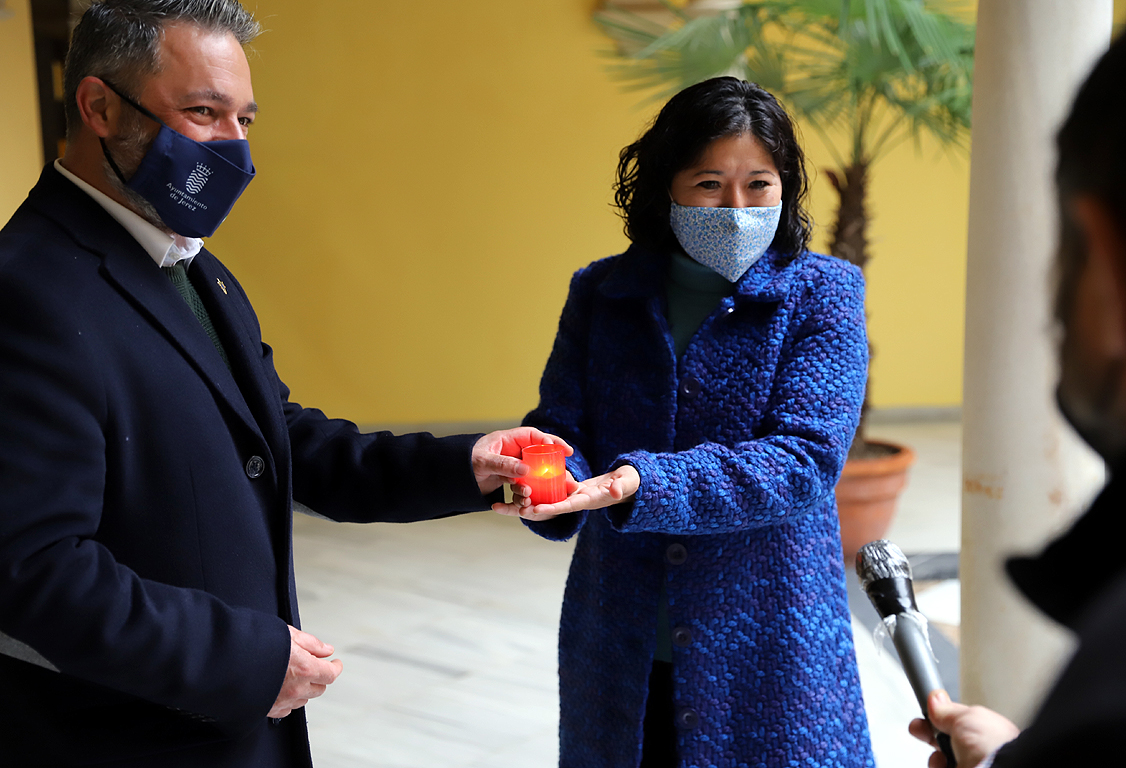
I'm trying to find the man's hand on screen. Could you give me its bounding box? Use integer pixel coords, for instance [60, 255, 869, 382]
[472, 427, 572, 495]
[268, 626, 344, 719]
[908, 690, 1020, 768]
[495, 464, 641, 521]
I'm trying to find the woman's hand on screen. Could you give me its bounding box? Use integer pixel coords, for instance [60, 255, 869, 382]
[493, 465, 641, 521]
[908, 690, 1020, 768]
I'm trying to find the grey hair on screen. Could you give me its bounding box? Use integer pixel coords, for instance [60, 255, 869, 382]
[63, 0, 261, 136]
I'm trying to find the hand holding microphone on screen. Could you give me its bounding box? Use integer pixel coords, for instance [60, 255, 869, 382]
[911, 690, 1020, 768]
[856, 540, 958, 767]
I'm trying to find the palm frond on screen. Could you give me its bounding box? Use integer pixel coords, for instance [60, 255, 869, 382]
[592, 0, 974, 166]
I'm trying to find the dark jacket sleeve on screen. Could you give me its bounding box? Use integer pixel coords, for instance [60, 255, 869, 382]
[215, 261, 494, 525]
[282, 391, 490, 524]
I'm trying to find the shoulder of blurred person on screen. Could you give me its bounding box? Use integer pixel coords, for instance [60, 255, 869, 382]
[990, 556, 1126, 767]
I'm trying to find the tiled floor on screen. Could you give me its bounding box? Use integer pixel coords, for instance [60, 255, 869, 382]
[871, 419, 962, 556]
[292, 419, 962, 767]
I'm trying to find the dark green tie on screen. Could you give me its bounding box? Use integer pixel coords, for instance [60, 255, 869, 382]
[163, 261, 231, 370]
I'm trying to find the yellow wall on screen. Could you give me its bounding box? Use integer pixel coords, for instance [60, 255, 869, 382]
[803, 123, 970, 410]
[5, 2, 1126, 424]
[0, 0, 43, 217]
[210, 0, 662, 424]
[210, 0, 977, 423]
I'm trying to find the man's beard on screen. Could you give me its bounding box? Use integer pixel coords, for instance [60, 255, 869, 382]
[1057, 337, 1126, 468]
[101, 113, 171, 233]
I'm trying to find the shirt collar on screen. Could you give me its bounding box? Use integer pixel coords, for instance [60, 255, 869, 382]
[53, 159, 203, 269]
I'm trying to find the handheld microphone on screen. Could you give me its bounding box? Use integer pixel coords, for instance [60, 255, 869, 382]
[856, 539, 956, 767]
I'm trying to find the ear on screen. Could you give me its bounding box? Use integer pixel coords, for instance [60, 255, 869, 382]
[74, 77, 121, 138]
[1071, 195, 1126, 356]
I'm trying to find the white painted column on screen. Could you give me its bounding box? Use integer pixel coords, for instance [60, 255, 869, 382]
[960, 1, 1112, 725]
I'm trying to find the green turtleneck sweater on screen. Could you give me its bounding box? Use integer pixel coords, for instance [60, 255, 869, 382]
[666, 251, 735, 357]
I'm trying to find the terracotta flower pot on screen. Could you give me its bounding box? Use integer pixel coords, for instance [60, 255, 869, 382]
[835, 440, 916, 563]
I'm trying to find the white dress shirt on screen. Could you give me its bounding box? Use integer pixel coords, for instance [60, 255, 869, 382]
[53, 159, 203, 268]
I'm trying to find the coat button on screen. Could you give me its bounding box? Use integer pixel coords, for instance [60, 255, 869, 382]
[680, 375, 701, 398]
[666, 543, 687, 565]
[245, 455, 265, 479]
[672, 626, 693, 647]
[676, 708, 699, 730]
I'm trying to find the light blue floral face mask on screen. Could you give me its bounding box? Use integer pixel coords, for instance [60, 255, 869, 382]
[668, 201, 782, 282]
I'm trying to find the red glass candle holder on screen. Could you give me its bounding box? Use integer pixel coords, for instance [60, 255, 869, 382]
[521, 444, 567, 506]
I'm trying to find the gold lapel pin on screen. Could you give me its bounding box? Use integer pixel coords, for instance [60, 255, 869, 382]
[216, 278, 228, 295]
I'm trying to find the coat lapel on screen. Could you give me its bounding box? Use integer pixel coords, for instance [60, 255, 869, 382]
[189, 252, 290, 474]
[27, 165, 266, 448]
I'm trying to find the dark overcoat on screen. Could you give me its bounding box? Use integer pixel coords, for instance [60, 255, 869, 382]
[0, 165, 488, 766]
[524, 245, 875, 768]
[990, 466, 1126, 767]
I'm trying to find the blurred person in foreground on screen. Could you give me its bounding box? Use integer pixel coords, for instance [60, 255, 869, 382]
[0, 1, 565, 765]
[908, 31, 1126, 768]
[498, 77, 873, 768]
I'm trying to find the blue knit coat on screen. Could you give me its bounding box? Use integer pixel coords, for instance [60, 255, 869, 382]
[524, 244, 874, 768]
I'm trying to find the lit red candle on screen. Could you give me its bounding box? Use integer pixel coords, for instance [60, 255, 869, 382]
[521, 444, 567, 505]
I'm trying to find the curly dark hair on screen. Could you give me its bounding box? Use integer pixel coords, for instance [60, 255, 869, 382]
[614, 77, 812, 262]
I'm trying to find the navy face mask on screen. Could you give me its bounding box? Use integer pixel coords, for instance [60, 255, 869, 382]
[100, 81, 256, 238]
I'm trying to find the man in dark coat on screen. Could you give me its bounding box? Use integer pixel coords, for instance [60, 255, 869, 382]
[0, 1, 563, 765]
[909, 31, 1126, 768]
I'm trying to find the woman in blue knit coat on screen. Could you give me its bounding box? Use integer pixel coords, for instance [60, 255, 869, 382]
[506, 78, 873, 768]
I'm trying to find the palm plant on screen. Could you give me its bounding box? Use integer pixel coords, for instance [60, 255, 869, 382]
[595, 0, 974, 453]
